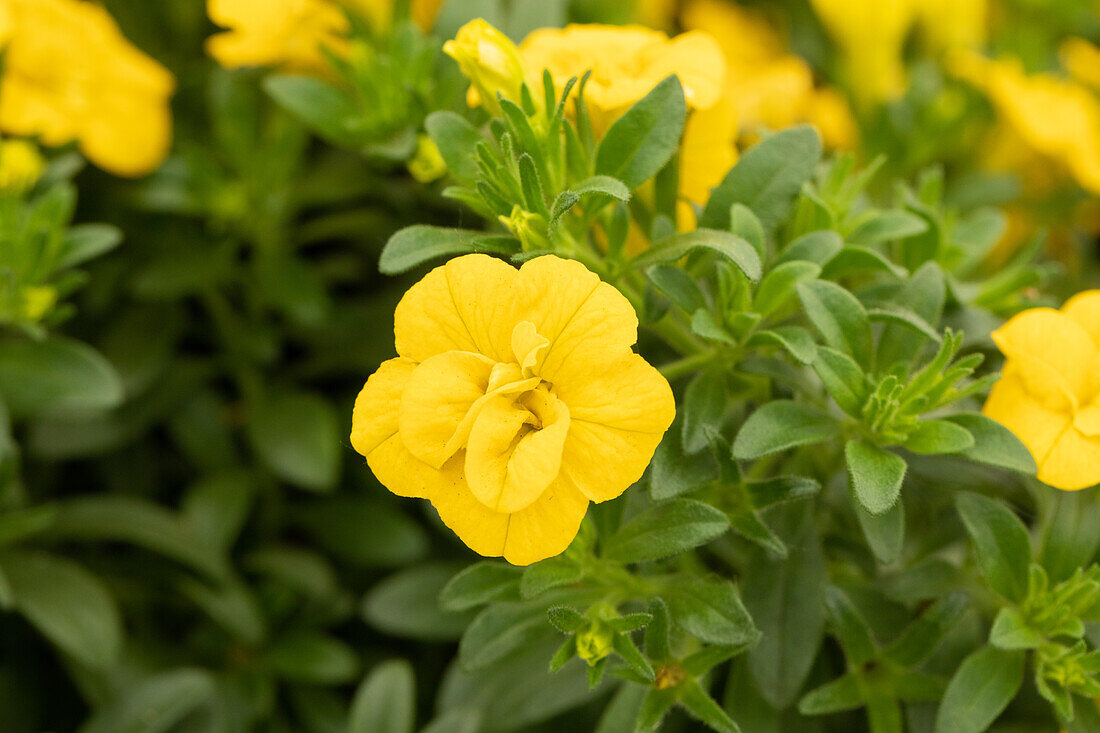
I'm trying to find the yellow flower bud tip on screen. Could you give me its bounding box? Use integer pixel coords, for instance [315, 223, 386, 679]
[983, 290, 1100, 490]
[498, 206, 548, 251]
[444, 19, 528, 116]
[654, 663, 685, 690]
[407, 134, 446, 183]
[575, 622, 614, 665]
[0, 139, 44, 193]
[350, 254, 675, 565]
[20, 285, 57, 322]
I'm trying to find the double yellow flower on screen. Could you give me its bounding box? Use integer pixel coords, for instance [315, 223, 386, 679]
[351, 255, 674, 565]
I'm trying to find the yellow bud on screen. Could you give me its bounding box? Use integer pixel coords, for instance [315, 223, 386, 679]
[443, 19, 527, 117]
[21, 285, 57, 322]
[575, 622, 614, 665]
[499, 206, 548, 251]
[407, 134, 447, 183]
[0, 139, 44, 194]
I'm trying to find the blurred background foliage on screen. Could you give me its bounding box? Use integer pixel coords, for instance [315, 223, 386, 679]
[2, 0, 1100, 731]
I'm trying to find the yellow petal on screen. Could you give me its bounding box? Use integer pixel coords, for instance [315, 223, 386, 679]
[991, 307, 1096, 408]
[430, 471, 588, 566]
[393, 254, 519, 363]
[555, 353, 675, 502]
[351, 357, 450, 499]
[983, 371, 1072, 468]
[680, 94, 738, 206]
[80, 91, 172, 177]
[465, 391, 571, 513]
[1061, 290, 1100, 349]
[1074, 404, 1100, 437]
[643, 30, 727, 111]
[511, 320, 549, 378]
[398, 351, 495, 468]
[1039, 426, 1100, 491]
[514, 256, 638, 382]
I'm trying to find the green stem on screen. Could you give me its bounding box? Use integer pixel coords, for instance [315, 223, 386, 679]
[658, 350, 716, 381]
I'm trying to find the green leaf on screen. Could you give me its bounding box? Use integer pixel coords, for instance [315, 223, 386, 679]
[730, 203, 767, 260]
[699, 126, 823, 232]
[595, 75, 686, 189]
[77, 669, 215, 733]
[747, 326, 818, 365]
[813, 346, 867, 416]
[0, 337, 123, 418]
[667, 577, 761, 647]
[746, 476, 821, 507]
[855, 495, 905, 563]
[796, 280, 872, 367]
[45, 496, 231, 581]
[904, 420, 975, 455]
[247, 390, 340, 492]
[363, 564, 477, 641]
[732, 401, 840, 460]
[439, 561, 523, 611]
[425, 111, 483, 185]
[651, 423, 720, 500]
[943, 414, 1037, 475]
[0, 505, 55, 547]
[678, 678, 742, 733]
[603, 499, 730, 563]
[799, 674, 863, 715]
[348, 660, 416, 733]
[264, 75, 362, 146]
[60, 224, 122, 268]
[742, 502, 827, 708]
[549, 175, 631, 228]
[846, 439, 907, 515]
[546, 605, 585, 633]
[848, 210, 929, 245]
[0, 550, 121, 668]
[775, 230, 844, 266]
[296, 495, 428, 567]
[988, 607, 1044, 650]
[181, 470, 254, 551]
[730, 511, 786, 557]
[754, 261, 821, 317]
[459, 600, 553, 670]
[877, 262, 946, 370]
[867, 305, 941, 343]
[520, 556, 583, 599]
[420, 709, 482, 733]
[261, 631, 359, 684]
[646, 265, 707, 313]
[934, 646, 1024, 733]
[1041, 490, 1100, 583]
[691, 309, 735, 344]
[824, 586, 876, 667]
[612, 633, 654, 681]
[821, 247, 908, 279]
[645, 598, 672, 661]
[630, 229, 762, 282]
[379, 226, 518, 275]
[955, 492, 1031, 602]
[883, 592, 969, 666]
[683, 370, 729, 452]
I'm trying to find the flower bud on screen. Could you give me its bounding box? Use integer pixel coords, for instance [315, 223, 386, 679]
[499, 206, 549, 251]
[575, 621, 614, 665]
[407, 134, 446, 183]
[443, 19, 527, 117]
[0, 139, 44, 194]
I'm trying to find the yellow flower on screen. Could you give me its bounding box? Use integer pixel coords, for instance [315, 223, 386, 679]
[0, 138, 43, 193]
[207, 0, 442, 72]
[518, 24, 736, 222]
[443, 19, 529, 118]
[1061, 38, 1100, 93]
[915, 0, 986, 53]
[810, 0, 916, 105]
[950, 50, 1100, 196]
[682, 0, 857, 150]
[0, 0, 174, 177]
[350, 254, 674, 565]
[984, 291, 1100, 490]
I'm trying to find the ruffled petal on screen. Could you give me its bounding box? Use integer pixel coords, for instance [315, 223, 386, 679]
[1039, 426, 1100, 491]
[555, 353, 675, 502]
[991, 307, 1097, 408]
[515, 256, 638, 382]
[394, 254, 519, 363]
[465, 391, 570, 513]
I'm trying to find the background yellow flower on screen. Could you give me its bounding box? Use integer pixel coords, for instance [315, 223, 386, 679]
[351, 254, 674, 565]
[0, 0, 174, 177]
[984, 291, 1100, 490]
